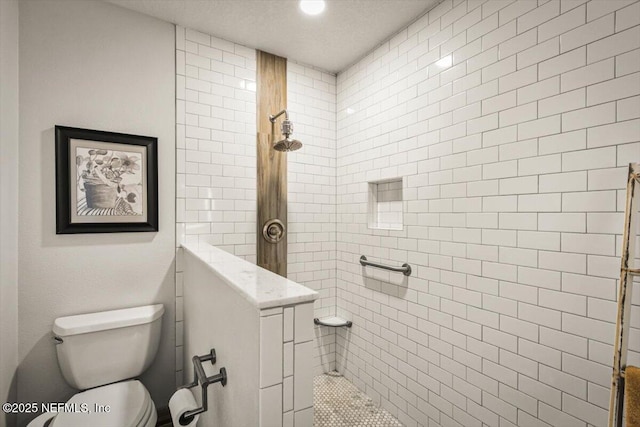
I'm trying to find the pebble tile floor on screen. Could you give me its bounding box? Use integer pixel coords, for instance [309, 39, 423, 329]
[314, 371, 403, 427]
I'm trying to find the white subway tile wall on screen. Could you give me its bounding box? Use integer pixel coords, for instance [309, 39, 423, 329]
[259, 304, 315, 427]
[287, 61, 338, 375]
[176, 26, 258, 258]
[335, 1, 640, 427]
[175, 27, 338, 381]
[175, 26, 258, 384]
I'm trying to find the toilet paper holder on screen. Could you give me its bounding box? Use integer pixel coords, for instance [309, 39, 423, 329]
[178, 348, 228, 426]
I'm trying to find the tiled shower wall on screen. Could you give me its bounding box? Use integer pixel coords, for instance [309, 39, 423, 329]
[335, 1, 640, 427]
[175, 26, 257, 260]
[175, 25, 257, 383]
[175, 26, 338, 382]
[287, 61, 338, 374]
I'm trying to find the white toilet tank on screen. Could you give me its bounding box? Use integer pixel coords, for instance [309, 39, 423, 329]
[52, 304, 164, 390]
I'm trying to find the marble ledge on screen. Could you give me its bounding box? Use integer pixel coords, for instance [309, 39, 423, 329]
[181, 243, 318, 310]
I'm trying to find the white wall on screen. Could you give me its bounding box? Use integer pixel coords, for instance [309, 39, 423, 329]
[182, 249, 260, 427]
[0, 0, 19, 426]
[335, 1, 640, 426]
[17, 1, 176, 424]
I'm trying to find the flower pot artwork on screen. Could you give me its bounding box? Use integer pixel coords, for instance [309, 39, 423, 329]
[76, 148, 142, 215]
[83, 178, 117, 209]
[55, 125, 158, 233]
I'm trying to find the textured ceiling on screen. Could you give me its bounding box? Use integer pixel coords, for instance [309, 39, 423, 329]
[105, 0, 440, 73]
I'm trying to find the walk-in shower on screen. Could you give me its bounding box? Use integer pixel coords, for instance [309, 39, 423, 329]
[269, 109, 302, 152]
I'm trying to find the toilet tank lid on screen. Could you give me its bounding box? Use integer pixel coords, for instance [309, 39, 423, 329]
[53, 304, 164, 337]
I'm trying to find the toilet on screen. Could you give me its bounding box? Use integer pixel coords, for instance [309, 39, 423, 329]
[27, 304, 164, 427]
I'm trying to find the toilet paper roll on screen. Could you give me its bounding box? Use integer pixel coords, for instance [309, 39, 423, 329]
[169, 388, 200, 427]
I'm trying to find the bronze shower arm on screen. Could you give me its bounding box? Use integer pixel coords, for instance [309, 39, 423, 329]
[268, 109, 289, 123]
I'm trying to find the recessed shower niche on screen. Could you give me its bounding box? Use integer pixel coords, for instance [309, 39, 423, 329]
[367, 178, 403, 231]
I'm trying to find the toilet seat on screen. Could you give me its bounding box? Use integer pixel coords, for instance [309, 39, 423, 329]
[27, 402, 154, 427]
[48, 380, 154, 427]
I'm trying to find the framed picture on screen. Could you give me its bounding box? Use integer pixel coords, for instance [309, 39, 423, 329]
[55, 126, 158, 234]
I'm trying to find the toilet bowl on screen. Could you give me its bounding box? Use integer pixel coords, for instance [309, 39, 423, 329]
[27, 305, 164, 427]
[27, 381, 157, 427]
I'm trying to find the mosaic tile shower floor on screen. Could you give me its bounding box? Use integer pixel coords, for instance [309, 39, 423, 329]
[314, 371, 403, 427]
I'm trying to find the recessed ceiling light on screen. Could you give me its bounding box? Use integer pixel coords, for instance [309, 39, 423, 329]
[299, 0, 326, 16]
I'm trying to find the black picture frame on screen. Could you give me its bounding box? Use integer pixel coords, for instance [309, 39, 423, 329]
[55, 125, 159, 234]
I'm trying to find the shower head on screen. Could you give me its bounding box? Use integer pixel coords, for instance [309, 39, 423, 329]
[273, 137, 303, 152]
[269, 110, 303, 152]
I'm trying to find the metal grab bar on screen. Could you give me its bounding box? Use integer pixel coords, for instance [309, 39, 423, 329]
[359, 255, 412, 276]
[178, 348, 227, 426]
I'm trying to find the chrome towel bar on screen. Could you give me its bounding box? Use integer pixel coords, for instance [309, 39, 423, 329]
[178, 348, 227, 426]
[359, 255, 412, 276]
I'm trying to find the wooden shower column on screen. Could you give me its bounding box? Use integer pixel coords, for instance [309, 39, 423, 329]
[256, 50, 287, 277]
